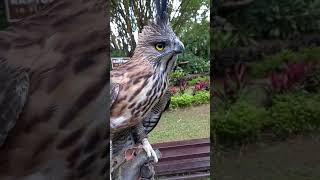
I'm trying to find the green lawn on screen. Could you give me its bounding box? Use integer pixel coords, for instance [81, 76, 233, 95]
[149, 104, 210, 143]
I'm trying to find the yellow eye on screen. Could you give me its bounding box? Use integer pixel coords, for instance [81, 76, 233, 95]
[155, 43, 165, 51]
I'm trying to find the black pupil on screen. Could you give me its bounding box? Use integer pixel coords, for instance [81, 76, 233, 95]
[157, 44, 163, 49]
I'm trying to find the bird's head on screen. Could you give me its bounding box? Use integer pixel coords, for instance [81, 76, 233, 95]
[132, 0, 184, 73]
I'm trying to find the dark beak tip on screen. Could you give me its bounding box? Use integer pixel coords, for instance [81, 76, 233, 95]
[174, 39, 185, 54]
[175, 46, 184, 54]
[175, 50, 183, 54]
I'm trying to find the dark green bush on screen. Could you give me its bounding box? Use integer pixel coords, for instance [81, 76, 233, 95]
[299, 47, 320, 62]
[177, 53, 210, 74]
[212, 29, 257, 50]
[269, 93, 320, 138]
[249, 47, 320, 78]
[226, 0, 320, 39]
[215, 101, 269, 144]
[297, 66, 320, 92]
[211, 31, 238, 50]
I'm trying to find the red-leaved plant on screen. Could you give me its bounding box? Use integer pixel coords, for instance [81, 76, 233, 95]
[179, 78, 188, 93]
[169, 86, 178, 95]
[212, 63, 248, 107]
[225, 62, 247, 90]
[267, 61, 313, 94]
[193, 80, 210, 94]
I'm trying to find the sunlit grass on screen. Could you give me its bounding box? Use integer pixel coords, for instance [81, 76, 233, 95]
[149, 104, 210, 143]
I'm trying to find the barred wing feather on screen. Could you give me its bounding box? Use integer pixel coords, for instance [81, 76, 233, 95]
[143, 90, 171, 134]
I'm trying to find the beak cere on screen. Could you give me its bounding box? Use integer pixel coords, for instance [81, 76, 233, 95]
[174, 38, 185, 54]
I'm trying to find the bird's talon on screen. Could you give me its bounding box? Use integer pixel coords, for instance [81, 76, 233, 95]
[142, 138, 158, 163]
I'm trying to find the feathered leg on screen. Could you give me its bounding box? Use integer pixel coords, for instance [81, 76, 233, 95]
[133, 122, 158, 163]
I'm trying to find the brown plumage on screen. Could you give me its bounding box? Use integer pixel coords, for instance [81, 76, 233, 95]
[111, 61, 154, 130]
[0, 0, 108, 179]
[110, 9, 184, 132]
[110, 0, 184, 175]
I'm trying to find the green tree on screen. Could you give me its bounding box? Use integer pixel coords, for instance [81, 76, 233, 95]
[111, 0, 209, 56]
[177, 19, 210, 73]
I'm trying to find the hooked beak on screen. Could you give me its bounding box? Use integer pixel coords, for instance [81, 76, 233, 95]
[174, 38, 185, 54]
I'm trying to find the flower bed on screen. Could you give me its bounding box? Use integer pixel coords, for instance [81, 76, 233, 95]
[168, 74, 210, 109]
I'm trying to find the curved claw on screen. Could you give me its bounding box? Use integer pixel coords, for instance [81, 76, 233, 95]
[142, 138, 158, 163]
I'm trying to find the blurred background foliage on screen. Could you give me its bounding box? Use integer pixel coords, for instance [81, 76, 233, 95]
[222, 0, 320, 40]
[212, 0, 320, 148]
[213, 0, 320, 51]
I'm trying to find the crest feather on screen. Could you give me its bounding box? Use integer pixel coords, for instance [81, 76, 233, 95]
[155, 0, 168, 25]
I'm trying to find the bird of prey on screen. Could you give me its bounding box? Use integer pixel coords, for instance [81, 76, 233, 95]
[0, 0, 108, 179]
[112, 89, 172, 157]
[110, 0, 184, 167]
[111, 90, 171, 179]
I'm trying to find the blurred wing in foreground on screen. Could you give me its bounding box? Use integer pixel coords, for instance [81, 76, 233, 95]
[0, 60, 29, 146]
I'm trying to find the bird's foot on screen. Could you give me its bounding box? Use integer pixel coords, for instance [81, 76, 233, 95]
[142, 138, 158, 163]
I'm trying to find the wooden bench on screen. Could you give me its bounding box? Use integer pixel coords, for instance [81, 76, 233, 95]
[153, 138, 210, 179]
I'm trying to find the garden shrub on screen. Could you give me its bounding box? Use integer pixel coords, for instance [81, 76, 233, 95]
[237, 85, 269, 108]
[188, 76, 210, 86]
[170, 90, 210, 109]
[269, 93, 320, 138]
[177, 53, 210, 74]
[213, 63, 248, 108]
[193, 80, 210, 94]
[297, 66, 320, 92]
[249, 47, 320, 78]
[211, 31, 238, 50]
[266, 61, 313, 95]
[169, 69, 187, 86]
[193, 90, 210, 105]
[215, 100, 269, 145]
[299, 47, 320, 62]
[170, 93, 194, 109]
